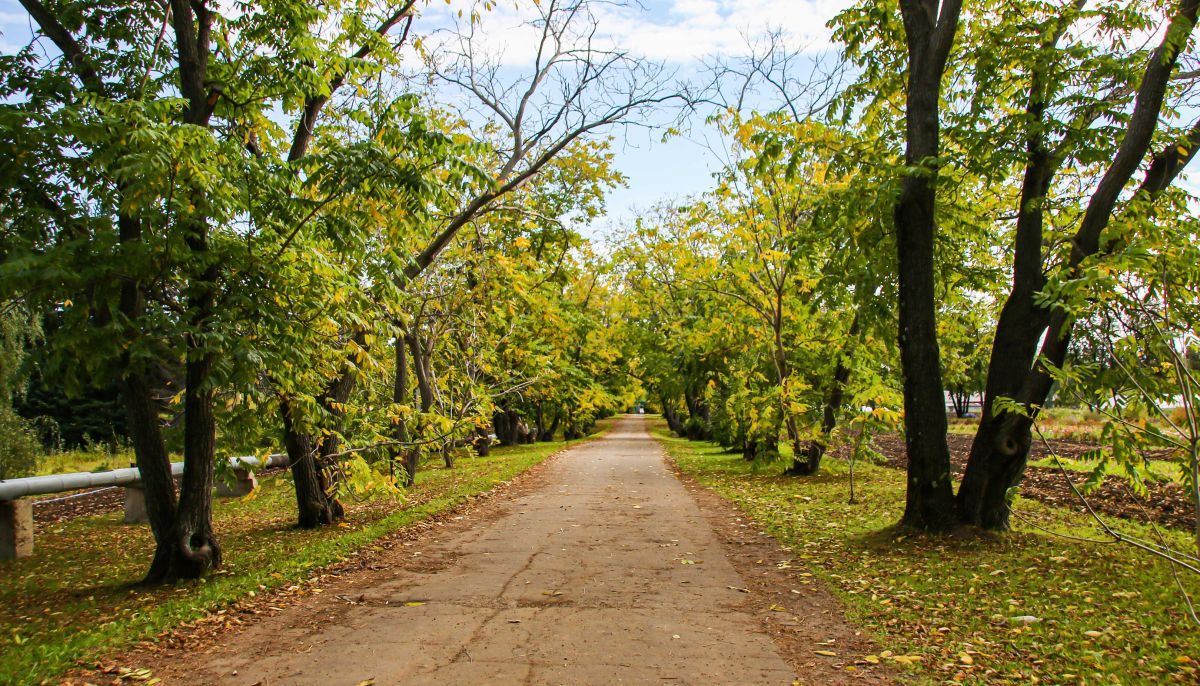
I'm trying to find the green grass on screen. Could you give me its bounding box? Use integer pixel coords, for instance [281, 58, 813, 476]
[34, 450, 140, 476]
[1027, 454, 1184, 484]
[653, 422, 1200, 685]
[0, 424, 609, 686]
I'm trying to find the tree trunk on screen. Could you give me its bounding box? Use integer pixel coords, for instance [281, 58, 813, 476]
[391, 335, 417, 487]
[403, 333, 436, 482]
[171, 220, 221, 578]
[786, 335, 854, 477]
[496, 407, 521, 446]
[957, 0, 1200, 529]
[683, 388, 709, 439]
[122, 373, 178, 582]
[316, 360, 358, 482]
[280, 333, 362, 525]
[894, 0, 962, 531]
[116, 211, 179, 584]
[539, 408, 560, 442]
[661, 397, 684, 435]
[281, 402, 340, 527]
[473, 427, 491, 456]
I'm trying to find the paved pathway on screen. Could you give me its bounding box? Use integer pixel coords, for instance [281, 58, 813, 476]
[181, 416, 799, 684]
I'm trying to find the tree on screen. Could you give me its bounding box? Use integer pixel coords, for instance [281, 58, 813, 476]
[954, 0, 1200, 529]
[888, 0, 964, 530]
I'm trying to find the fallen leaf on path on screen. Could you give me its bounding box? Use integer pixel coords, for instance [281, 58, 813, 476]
[815, 650, 837, 657]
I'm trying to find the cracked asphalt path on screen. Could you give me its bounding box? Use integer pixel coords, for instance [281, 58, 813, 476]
[165, 416, 801, 684]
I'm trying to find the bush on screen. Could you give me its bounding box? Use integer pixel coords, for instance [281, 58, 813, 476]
[0, 406, 39, 480]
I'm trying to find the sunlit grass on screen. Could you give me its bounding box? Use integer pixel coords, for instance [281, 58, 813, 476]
[34, 450, 139, 476]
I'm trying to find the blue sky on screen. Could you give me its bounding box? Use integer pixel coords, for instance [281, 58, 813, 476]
[6, 0, 1190, 233]
[410, 0, 848, 235]
[0, 0, 844, 235]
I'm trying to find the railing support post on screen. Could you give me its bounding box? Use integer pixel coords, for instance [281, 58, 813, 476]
[215, 468, 257, 497]
[123, 486, 149, 524]
[0, 499, 33, 560]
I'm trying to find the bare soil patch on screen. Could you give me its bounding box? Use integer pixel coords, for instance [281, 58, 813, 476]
[869, 433, 1193, 530]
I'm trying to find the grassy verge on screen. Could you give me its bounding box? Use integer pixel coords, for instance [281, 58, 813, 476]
[653, 422, 1200, 685]
[1026, 454, 1183, 484]
[35, 450, 140, 476]
[1, 423, 609, 685]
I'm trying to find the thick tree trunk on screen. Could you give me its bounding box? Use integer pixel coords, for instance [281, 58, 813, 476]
[956, 69, 1056, 527]
[316, 362, 358, 489]
[683, 388, 707, 439]
[116, 211, 179, 584]
[122, 372, 178, 582]
[743, 435, 779, 462]
[661, 397, 684, 435]
[280, 334, 361, 524]
[172, 222, 221, 578]
[957, 0, 1200, 530]
[539, 408, 560, 442]
[894, 0, 962, 531]
[473, 427, 491, 456]
[495, 407, 522, 446]
[281, 403, 340, 527]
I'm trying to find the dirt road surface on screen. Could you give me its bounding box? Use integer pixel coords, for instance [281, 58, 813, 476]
[138, 417, 885, 685]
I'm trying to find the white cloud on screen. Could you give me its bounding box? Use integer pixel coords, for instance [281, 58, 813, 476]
[600, 0, 846, 62]
[420, 0, 848, 66]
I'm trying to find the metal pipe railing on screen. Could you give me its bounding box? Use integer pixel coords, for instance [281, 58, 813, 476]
[0, 454, 289, 501]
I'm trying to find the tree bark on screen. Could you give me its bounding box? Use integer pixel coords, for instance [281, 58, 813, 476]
[403, 332, 436, 482]
[115, 211, 180, 583]
[661, 396, 684, 435]
[280, 331, 362, 524]
[391, 335, 417, 487]
[281, 401, 339, 527]
[894, 0, 962, 531]
[171, 213, 222, 578]
[786, 316, 858, 476]
[957, 0, 1200, 530]
[539, 407, 561, 442]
